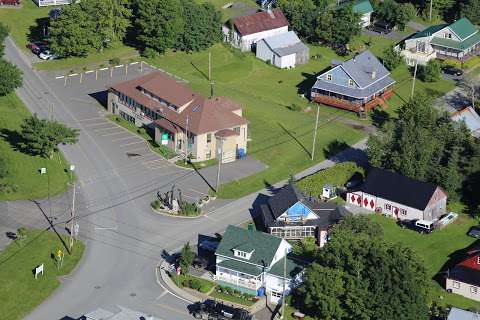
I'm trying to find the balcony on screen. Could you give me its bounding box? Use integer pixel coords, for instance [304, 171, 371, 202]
[215, 274, 260, 290]
[313, 89, 393, 113]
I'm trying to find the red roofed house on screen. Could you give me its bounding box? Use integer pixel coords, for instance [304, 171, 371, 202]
[223, 8, 289, 52]
[108, 72, 248, 163]
[446, 247, 480, 301]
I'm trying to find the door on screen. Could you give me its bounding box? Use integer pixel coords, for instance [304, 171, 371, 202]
[270, 290, 283, 304]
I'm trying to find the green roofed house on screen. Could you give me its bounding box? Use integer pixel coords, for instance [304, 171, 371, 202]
[400, 17, 480, 65]
[215, 225, 306, 304]
[352, 0, 374, 27]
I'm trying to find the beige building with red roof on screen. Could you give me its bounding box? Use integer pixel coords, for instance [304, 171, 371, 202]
[108, 72, 248, 163]
[223, 8, 289, 52]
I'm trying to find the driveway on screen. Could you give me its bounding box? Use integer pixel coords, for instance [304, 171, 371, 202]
[2, 36, 368, 320]
[434, 73, 478, 114]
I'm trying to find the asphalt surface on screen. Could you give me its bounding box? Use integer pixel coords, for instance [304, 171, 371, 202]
[2, 37, 368, 319]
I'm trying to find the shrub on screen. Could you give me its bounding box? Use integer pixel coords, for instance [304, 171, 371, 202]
[151, 200, 160, 210]
[419, 59, 441, 82]
[199, 285, 210, 293]
[382, 45, 403, 71]
[137, 128, 146, 135]
[142, 47, 158, 59]
[179, 200, 201, 216]
[288, 103, 302, 112]
[266, 59, 271, 65]
[189, 278, 202, 290]
[225, 286, 234, 295]
[109, 57, 121, 66]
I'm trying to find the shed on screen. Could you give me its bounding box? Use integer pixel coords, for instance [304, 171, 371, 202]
[256, 31, 309, 68]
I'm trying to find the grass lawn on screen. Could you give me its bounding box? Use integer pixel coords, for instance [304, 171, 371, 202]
[0, 93, 72, 201]
[170, 273, 216, 294]
[371, 214, 480, 310]
[0, 229, 85, 320]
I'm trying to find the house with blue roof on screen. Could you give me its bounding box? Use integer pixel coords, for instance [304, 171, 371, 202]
[256, 31, 309, 68]
[310, 50, 395, 113]
[400, 17, 480, 65]
[214, 225, 306, 304]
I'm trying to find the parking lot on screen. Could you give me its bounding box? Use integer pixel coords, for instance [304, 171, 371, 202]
[40, 62, 265, 209]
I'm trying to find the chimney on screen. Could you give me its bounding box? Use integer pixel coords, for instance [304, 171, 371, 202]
[371, 70, 376, 80]
[247, 223, 254, 232]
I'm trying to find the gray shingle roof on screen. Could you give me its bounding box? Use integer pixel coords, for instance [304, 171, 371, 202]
[260, 31, 309, 57]
[312, 75, 395, 99]
[215, 225, 283, 267]
[340, 50, 391, 89]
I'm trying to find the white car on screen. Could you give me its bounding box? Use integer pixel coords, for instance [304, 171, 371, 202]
[39, 50, 57, 60]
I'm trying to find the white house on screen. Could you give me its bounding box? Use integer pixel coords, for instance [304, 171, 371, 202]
[223, 8, 289, 52]
[256, 31, 310, 68]
[352, 0, 374, 27]
[399, 18, 480, 66]
[33, 0, 74, 6]
[445, 247, 480, 302]
[347, 167, 447, 222]
[214, 225, 306, 304]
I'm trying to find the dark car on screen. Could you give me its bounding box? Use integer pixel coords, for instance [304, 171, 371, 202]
[369, 21, 393, 34]
[468, 226, 480, 238]
[27, 42, 48, 55]
[442, 65, 463, 76]
[189, 300, 255, 320]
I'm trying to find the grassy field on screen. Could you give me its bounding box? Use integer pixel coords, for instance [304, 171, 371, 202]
[372, 214, 480, 310]
[0, 229, 85, 320]
[0, 93, 72, 201]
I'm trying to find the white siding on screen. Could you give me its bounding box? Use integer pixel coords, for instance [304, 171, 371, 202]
[270, 240, 292, 267]
[360, 12, 372, 27]
[229, 26, 289, 52]
[446, 278, 480, 302]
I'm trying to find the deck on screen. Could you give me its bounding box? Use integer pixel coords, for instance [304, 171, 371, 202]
[313, 89, 394, 113]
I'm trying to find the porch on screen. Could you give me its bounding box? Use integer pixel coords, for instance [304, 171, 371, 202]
[215, 264, 262, 293]
[312, 88, 394, 113]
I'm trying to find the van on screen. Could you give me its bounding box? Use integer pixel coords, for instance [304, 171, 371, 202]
[414, 219, 435, 233]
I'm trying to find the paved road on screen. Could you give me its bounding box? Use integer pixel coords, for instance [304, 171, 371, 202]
[2, 37, 367, 320]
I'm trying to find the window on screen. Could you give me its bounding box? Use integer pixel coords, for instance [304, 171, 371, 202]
[385, 204, 391, 211]
[326, 74, 332, 81]
[400, 209, 407, 215]
[234, 127, 240, 135]
[471, 286, 478, 294]
[477, 256, 480, 265]
[206, 150, 211, 159]
[235, 251, 247, 258]
[207, 133, 212, 143]
[453, 281, 460, 289]
[271, 291, 283, 298]
[348, 79, 354, 86]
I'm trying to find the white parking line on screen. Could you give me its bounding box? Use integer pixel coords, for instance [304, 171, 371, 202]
[102, 131, 129, 137]
[76, 117, 103, 122]
[111, 136, 137, 142]
[93, 126, 119, 132]
[119, 141, 145, 147]
[85, 70, 94, 74]
[69, 73, 79, 77]
[55, 76, 64, 79]
[114, 65, 124, 68]
[84, 121, 109, 127]
[130, 61, 139, 65]
[99, 67, 108, 71]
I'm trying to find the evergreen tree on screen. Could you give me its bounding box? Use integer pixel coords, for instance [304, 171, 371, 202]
[315, 5, 361, 48]
[382, 45, 403, 71]
[0, 22, 9, 56]
[277, 0, 318, 39]
[179, 242, 195, 275]
[460, 0, 480, 24]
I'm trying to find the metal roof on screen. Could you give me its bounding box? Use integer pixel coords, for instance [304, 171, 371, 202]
[312, 74, 395, 99]
[260, 31, 309, 57]
[352, 0, 373, 14]
[448, 308, 480, 320]
[449, 17, 478, 40]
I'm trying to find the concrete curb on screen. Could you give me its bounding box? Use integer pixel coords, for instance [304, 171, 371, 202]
[151, 207, 205, 219]
[156, 260, 200, 303]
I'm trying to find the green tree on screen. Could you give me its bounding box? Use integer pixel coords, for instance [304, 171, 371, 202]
[0, 59, 22, 96]
[135, 0, 183, 54]
[420, 59, 441, 82]
[315, 5, 361, 48]
[179, 242, 195, 275]
[366, 94, 480, 201]
[49, 4, 97, 56]
[20, 115, 79, 159]
[278, 0, 318, 39]
[92, 0, 132, 47]
[176, 0, 222, 52]
[375, 0, 414, 30]
[295, 216, 429, 320]
[460, 0, 480, 24]
[382, 45, 403, 71]
[0, 157, 8, 180]
[0, 22, 9, 56]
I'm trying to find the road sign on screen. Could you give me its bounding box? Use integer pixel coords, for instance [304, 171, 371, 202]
[161, 133, 169, 145]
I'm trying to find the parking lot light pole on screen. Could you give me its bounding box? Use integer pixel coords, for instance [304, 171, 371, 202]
[215, 137, 224, 193]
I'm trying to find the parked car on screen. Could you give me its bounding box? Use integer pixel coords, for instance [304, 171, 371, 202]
[27, 42, 48, 55]
[467, 226, 480, 238]
[188, 300, 255, 320]
[39, 50, 57, 60]
[369, 21, 393, 34]
[0, 0, 20, 5]
[442, 65, 463, 76]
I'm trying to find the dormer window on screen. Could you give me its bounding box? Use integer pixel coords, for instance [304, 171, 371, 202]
[445, 33, 452, 39]
[326, 74, 332, 81]
[233, 249, 254, 260]
[348, 79, 354, 86]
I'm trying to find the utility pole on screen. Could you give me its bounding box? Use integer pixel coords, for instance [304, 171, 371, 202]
[184, 116, 189, 164]
[208, 52, 211, 82]
[311, 105, 320, 161]
[69, 182, 76, 252]
[215, 138, 224, 193]
[429, 0, 433, 22]
[279, 248, 287, 319]
[411, 60, 418, 98]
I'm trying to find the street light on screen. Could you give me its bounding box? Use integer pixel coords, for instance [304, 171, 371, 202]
[215, 137, 224, 193]
[69, 165, 76, 252]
